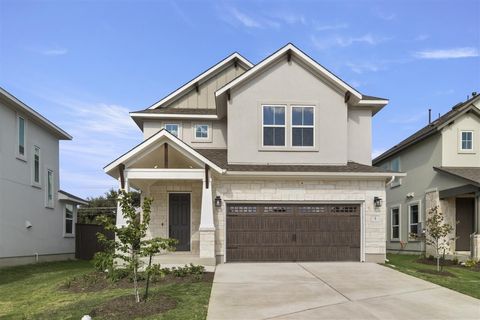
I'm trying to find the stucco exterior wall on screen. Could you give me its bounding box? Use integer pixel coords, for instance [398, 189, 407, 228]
[0, 99, 75, 261]
[227, 57, 349, 165]
[441, 111, 480, 167]
[348, 109, 372, 165]
[143, 118, 227, 148]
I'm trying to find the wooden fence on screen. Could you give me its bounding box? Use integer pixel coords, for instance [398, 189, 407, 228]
[75, 223, 114, 260]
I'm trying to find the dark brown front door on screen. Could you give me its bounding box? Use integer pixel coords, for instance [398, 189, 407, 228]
[456, 198, 474, 251]
[226, 203, 360, 262]
[169, 193, 191, 251]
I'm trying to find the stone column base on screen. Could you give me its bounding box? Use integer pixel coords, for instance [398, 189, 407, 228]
[199, 229, 215, 259]
[472, 234, 480, 260]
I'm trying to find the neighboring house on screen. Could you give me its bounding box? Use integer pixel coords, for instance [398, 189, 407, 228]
[373, 94, 480, 260]
[0, 88, 87, 267]
[104, 43, 401, 266]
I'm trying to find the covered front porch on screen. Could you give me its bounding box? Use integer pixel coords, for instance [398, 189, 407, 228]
[104, 130, 224, 268]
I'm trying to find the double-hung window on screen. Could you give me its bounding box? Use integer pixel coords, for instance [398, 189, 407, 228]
[390, 157, 401, 187]
[64, 204, 74, 236]
[32, 146, 41, 187]
[460, 130, 473, 151]
[263, 105, 285, 146]
[17, 115, 26, 159]
[409, 203, 420, 236]
[46, 169, 54, 208]
[165, 124, 180, 137]
[391, 207, 400, 240]
[292, 106, 314, 147]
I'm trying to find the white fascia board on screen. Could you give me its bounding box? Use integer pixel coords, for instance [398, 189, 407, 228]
[130, 113, 218, 119]
[125, 168, 204, 180]
[148, 53, 253, 110]
[103, 129, 224, 174]
[215, 44, 362, 99]
[437, 104, 480, 131]
[58, 193, 89, 205]
[225, 171, 406, 178]
[357, 99, 389, 105]
[0, 88, 72, 140]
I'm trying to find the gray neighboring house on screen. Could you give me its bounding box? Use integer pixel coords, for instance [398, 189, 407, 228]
[373, 94, 480, 260]
[0, 88, 87, 267]
[104, 43, 402, 266]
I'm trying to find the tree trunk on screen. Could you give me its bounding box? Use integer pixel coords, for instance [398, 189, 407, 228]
[144, 254, 153, 302]
[132, 250, 140, 303]
[436, 255, 440, 272]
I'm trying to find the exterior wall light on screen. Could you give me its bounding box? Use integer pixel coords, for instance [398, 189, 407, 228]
[215, 196, 222, 207]
[374, 197, 383, 208]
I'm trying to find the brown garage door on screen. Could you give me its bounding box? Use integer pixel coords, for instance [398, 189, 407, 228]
[226, 203, 360, 262]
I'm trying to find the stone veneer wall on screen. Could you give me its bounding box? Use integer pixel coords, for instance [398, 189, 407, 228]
[145, 180, 203, 254]
[213, 178, 387, 263]
[425, 190, 456, 255]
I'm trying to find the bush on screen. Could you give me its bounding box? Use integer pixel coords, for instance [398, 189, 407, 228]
[464, 259, 477, 268]
[92, 251, 114, 273]
[170, 264, 205, 279]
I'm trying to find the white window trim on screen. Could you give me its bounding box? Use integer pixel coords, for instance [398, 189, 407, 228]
[31, 145, 41, 188]
[63, 203, 75, 237]
[390, 205, 401, 241]
[290, 105, 315, 148]
[458, 129, 475, 153]
[262, 105, 286, 147]
[407, 200, 421, 239]
[164, 123, 182, 139]
[45, 167, 55, 209]
[192, 122, 211, 142]
[16, 114, 27, 161]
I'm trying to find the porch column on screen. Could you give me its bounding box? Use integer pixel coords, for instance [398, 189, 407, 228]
[473, 192, 480, 260]
[199, 167, 215, 259]
[116, 177, 129, 227]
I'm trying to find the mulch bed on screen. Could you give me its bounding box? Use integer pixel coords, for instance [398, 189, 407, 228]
[61, 271, 214, 293]
[90, 293, 177, 319]
[418, 269, 456, 277]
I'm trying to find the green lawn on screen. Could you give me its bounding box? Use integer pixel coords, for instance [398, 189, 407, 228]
[0, 260, 212, 319]
[385, 253, 480, 299]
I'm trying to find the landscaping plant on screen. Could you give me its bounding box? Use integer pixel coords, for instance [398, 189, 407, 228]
[424, 206, 454, 272]
[97, 190, 176, 303]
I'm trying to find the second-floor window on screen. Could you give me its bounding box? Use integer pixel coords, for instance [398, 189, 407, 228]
[165, 124, 180, 137]
[33, 146, 41, 186]
[390, 157, 401, 187]
[194, 124, 209, 139]
[46, 169, 54, 208]
[292, 106, 314, 147]
[263, 105, 285, 146]
[17, 115, 26, 159]
[460, 130, 473, 151]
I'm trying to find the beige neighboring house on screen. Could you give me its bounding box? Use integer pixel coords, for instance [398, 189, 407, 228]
[104, 43, 402, 266]
[0, 87, 87, 267]
[373, 94, 480, 260]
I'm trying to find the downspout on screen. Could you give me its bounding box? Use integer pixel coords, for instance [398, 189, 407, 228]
[386, 175, 395, 187]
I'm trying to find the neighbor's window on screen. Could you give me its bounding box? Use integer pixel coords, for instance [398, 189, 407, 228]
[292, 106, 314, 147]
[165, 124, 180, 137]
[33, 146, 40, 186]
[390, 157, 401, 187]
[409, 203, 419, 236]
[46, 169, 54, 208]
[391, 207, 400, 240]
[460, 131, 473, 151]
[194, 124, 209, 139]
[65, 204, 74, 235]
[17, 115, 26, 158]
[263, 105, 285, 146]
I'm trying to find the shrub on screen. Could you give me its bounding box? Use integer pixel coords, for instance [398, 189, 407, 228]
[464, 259, 477, 268]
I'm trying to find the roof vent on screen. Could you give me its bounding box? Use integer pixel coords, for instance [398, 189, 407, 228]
[472, 91, 477, 97]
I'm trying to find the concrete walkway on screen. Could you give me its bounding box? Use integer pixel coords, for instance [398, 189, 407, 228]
[207, 262, 479, 320]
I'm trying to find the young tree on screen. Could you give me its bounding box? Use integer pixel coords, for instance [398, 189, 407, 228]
[97, 191, 176, 302]
[425, 206, 454, 272]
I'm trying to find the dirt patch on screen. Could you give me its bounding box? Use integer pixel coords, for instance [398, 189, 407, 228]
[418, 269, 456, 277]
[61, 271, 214, 293]
[90, 293, 176, 319]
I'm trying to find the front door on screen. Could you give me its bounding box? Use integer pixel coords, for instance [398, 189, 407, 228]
[455, 198, 474, 251]
[169, 193, 191, 251]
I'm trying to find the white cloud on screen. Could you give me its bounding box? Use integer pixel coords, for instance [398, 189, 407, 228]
[311, 33, 390, 50]
[388, 111, 427, 124]
[34, 47, 68, 56]
[414, 47, 479, 59]
[271, 12, 307, 25]
[373, 9, 396, 21]
[229, 7, 262, 28]
[346, 61, 382, 74]
[314, 23, 348, 31]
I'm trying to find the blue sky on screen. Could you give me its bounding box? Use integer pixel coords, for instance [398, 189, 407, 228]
[1, 0, 479, 198]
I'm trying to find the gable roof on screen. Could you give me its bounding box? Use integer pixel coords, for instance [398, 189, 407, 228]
[148, 52, 253, 110]
[373, 94, 480, 164]
[104, 129, 224, 176]
[58, 190, 89, 205]
[0, 87, 72, 140]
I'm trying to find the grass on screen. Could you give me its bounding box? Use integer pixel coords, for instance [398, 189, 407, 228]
[385, 253, 480, 299]
[0, 260, 212, 319]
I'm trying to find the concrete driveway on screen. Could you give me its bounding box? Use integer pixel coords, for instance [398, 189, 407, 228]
[207, 262, 479, 320]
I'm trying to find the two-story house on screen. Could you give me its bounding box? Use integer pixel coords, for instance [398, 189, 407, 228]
[104, 44, 402, 266]
[373, 94, 480, 260]
[0, 87, 87, 267]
